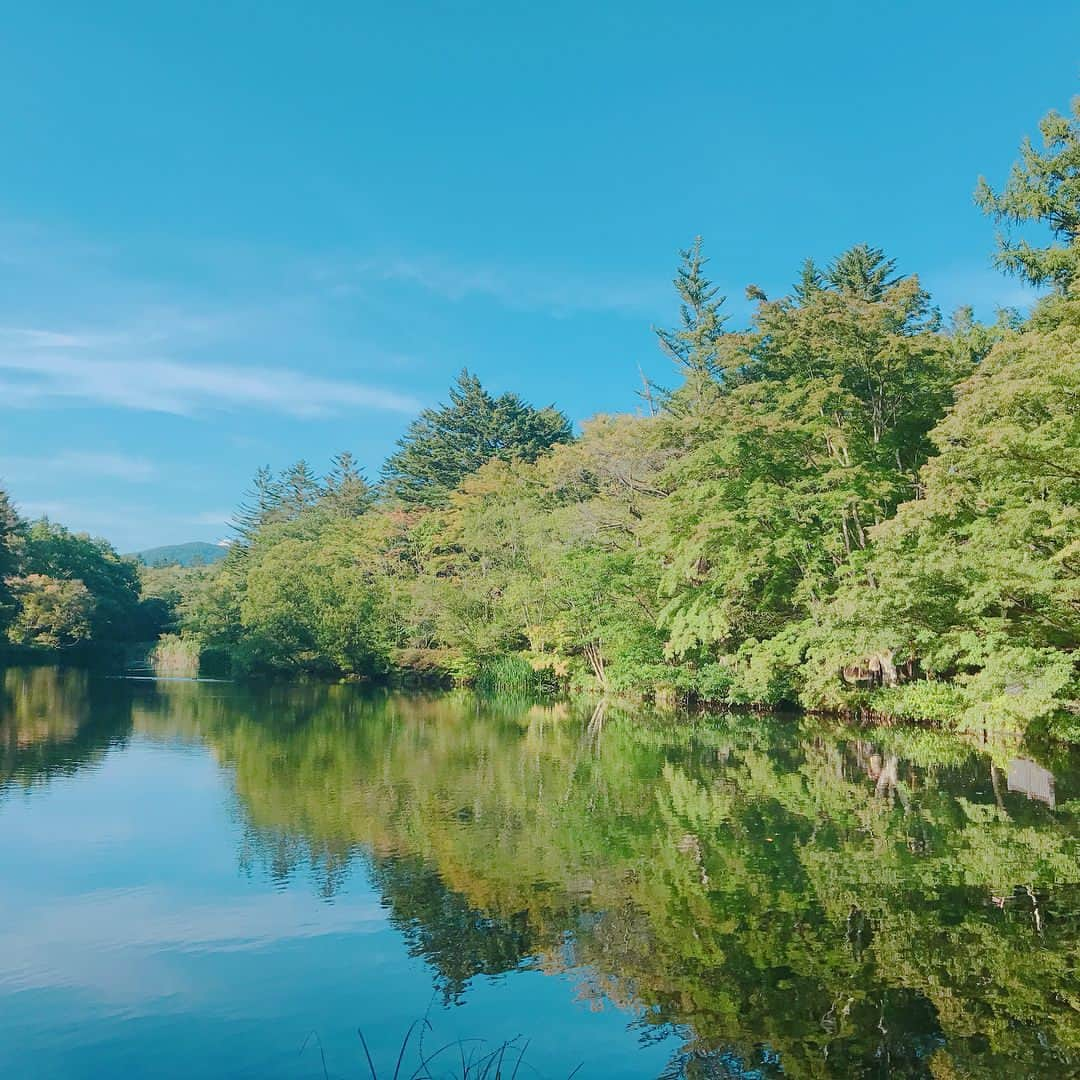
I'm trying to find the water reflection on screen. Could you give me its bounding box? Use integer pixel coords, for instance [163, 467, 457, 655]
[0, 667, 132, 794]
[2, 668, 1078, 1078]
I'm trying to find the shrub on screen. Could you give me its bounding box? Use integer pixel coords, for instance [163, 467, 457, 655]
[872, 681, 967, 725]
[472, 653, 556, 694]
[150, 634, 201, 678]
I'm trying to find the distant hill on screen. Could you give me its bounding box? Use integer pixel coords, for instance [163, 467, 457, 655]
[131, 541, 228, 568]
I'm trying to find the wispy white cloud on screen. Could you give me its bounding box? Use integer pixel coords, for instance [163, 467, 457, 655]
[0, 450, 158, 483]
[322, 254, 666, 316]
[0, 326, 421, 418]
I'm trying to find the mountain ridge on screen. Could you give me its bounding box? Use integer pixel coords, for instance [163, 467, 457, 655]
[130, 541, 228, 567]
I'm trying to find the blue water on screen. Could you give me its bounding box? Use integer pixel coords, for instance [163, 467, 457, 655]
[2, 668, 1078, 1078]
[0, 678, 676, 1078]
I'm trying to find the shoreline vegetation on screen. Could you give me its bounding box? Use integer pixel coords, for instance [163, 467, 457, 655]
[1, 99, 1078, 742]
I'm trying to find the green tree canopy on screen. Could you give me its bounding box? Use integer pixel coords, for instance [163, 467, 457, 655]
[19, 520, 142, 642]
[811, 296, 1080, 729]
[654, 244, 959, 701]
[824, 242, 900, 300]
[7, 574, 94, 648]
[0, 487, 20, 635]
[653, 236, 733, 411]
[321, 451, 373, 518]
[976, 96, 1080, 293]
[380, 370, 573, 507]
[160, 93, 1079, 735]
[230, 453, 374, 548]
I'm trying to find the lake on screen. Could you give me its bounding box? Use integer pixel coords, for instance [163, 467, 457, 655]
[1, 667, 1077, 1078]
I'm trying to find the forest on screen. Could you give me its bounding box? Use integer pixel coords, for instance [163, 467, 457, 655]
[1, 97, 1077, 741]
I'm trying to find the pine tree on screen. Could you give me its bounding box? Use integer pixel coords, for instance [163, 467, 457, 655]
[381, 370, 573, 507]
[230, 466, 283, 546]
[976, 96, 1080, 293]
[654, 237, 729, 408]
[825, 243, 899, 301]
[280, 460, 323, 517]
[793, 257, 825, 305]
[323, 451, 373, 518]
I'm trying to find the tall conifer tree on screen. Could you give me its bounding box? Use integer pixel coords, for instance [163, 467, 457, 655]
[976, 96, 1080, 293]
[381, 371, 572, 507]
[654, 237, 730, 409]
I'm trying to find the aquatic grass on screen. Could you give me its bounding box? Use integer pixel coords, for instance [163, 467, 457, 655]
[357, 1019, 535, 1080]
[300, 1018, 583, 1079]
[471, 654, 556, 695]
[148, 634, 201, 678]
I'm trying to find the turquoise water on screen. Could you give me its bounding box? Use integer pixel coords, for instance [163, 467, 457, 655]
[1, 667, 1078, 1077]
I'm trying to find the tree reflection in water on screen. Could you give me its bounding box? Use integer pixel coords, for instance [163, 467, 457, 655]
[4, 669, 1078, 1078]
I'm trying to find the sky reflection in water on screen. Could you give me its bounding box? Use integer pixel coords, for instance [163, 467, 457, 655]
[1, 668, 1077, 1078]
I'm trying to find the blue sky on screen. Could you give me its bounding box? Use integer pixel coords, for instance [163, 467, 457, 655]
[0, 1, 1075, 551]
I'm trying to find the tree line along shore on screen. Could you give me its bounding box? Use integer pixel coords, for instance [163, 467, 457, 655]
[1, 98, 1077, 742]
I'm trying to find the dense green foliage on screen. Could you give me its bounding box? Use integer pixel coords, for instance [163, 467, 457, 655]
[0, 490, 19, 636]
[162, 98, 1080, 736]
[976, 95, 1080, 292]
[811, 303, 1080, 729]
[0, 510, 164, 652]
[380, 370, 573, 507]
[5, 99, 1078, 737]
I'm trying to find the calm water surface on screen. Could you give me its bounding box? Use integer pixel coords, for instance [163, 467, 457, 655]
[1, 667, 1078, 1078]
